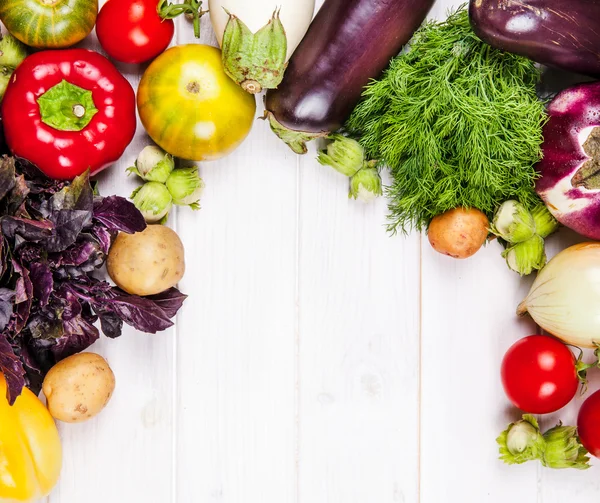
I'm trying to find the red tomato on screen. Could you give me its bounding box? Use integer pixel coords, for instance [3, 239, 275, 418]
[578, 390, 600, 458]
[96, 0, 174, 64]
[501, 335, 579, 414]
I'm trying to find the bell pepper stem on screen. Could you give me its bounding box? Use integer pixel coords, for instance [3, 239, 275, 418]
[37, 80, 98, 132]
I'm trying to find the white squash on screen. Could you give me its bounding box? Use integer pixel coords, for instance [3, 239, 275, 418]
[208, 0, 315, 93]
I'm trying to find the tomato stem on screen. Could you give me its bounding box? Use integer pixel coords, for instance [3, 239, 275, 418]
[157, 0, 206, 38]
[573, 345, 600, 394]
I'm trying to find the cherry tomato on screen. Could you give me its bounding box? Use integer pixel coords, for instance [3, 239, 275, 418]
[501, 335, 579, 414]
[578, 389, 600, 458]
[96, 0, 174, 64]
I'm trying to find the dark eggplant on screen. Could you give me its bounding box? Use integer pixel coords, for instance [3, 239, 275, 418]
[264, 0, 434, 154]
[470, 0, 600, 78]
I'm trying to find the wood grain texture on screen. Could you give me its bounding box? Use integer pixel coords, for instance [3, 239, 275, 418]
[173, 14, 298, 503]
[297, 156, 420, 503]
[16, 0, 600, 502]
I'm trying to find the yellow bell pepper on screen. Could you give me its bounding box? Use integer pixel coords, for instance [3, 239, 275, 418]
[0, 374, 62, 502]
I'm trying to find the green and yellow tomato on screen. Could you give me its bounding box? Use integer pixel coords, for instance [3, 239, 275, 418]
[0, 0, 98, 49]
[137, 44, 256, 161]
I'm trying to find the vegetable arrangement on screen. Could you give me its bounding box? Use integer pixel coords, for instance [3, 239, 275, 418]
[345, 9, 546, 233]
[1, 0, 600, 494]
[0, 158, 186, 404]
[264, 0, 435, 154]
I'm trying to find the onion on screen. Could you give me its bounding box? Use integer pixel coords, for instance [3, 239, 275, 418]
[518, 242, 600, 347]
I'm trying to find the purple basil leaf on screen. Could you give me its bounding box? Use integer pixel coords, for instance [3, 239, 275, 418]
[0, 238, 6, 279]
[16, 157, 56, 186]
[0, 332, 25, 404]
[27, 315, 63, 340]
[15, 339, 44, 396]
[29, 263, 53, 307]
[51, 171, 93, 213]
[0, 288, 14, 302]
[44, 209, 92, 252]
[40, 172, 94, 252]
[53, 285, 82, 321]
[0, 288, 14, 332]
[52, 315, 100, 361]
[93, 195, 146, 233]
[6, 175, 30, 215]
[90, 224, 114, 255]
[95, 292, 174, 334]
[98, 311, 123, 339]
[1, 216, 53, 242]
[50, 235, 104, 268]
[12, 260, 32, 333]
[146, 288, 187, 318]
[0, 156, 16, 201]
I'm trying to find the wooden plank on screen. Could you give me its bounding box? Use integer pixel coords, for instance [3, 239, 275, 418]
[174, 132, 299, 502]
[296, 151, 421, 502]
[173, 16, 298, 503]
[420, 238, 540, 501]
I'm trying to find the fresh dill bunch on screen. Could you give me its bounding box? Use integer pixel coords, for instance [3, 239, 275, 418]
[346, 7, 547, 233]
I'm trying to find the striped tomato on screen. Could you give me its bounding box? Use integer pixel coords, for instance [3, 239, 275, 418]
[0, 0, 98, 49]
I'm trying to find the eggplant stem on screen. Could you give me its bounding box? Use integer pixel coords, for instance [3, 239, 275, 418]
[265, 111, 328, 155]
[241, 80, 262, 94]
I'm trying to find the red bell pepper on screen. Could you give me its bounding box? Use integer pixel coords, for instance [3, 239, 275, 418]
[1, 49, 136, 180]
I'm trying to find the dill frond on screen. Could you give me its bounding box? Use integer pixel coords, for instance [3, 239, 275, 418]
[346, 8, 547, 233]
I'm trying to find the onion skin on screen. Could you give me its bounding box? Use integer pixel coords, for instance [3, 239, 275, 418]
[469, 0, 600, 77]
[265, 0, 434, 142]
[535, 81, 600, 240]
[518, 243, 600, 348]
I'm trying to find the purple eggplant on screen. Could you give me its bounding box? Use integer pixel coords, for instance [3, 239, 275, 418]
[470, 0, 600, 77]
[264, 0, 434, 154]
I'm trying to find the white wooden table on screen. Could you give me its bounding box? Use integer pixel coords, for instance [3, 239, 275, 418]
[33, 1, 600, 501]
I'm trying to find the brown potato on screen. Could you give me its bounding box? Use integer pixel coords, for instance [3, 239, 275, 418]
[107, 225, 185, 296]
[43, 353, 115, 423]
[428, 207, 489, 259]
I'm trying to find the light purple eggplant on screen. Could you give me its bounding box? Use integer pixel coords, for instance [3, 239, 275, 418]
[536, 81, 600, 240]
[470, 0, 600, 77]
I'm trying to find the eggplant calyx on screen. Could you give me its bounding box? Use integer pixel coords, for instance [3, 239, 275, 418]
[572, 126, 600, 190]
[264, 112, 327, 155]
[222, 8, 288, 94]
